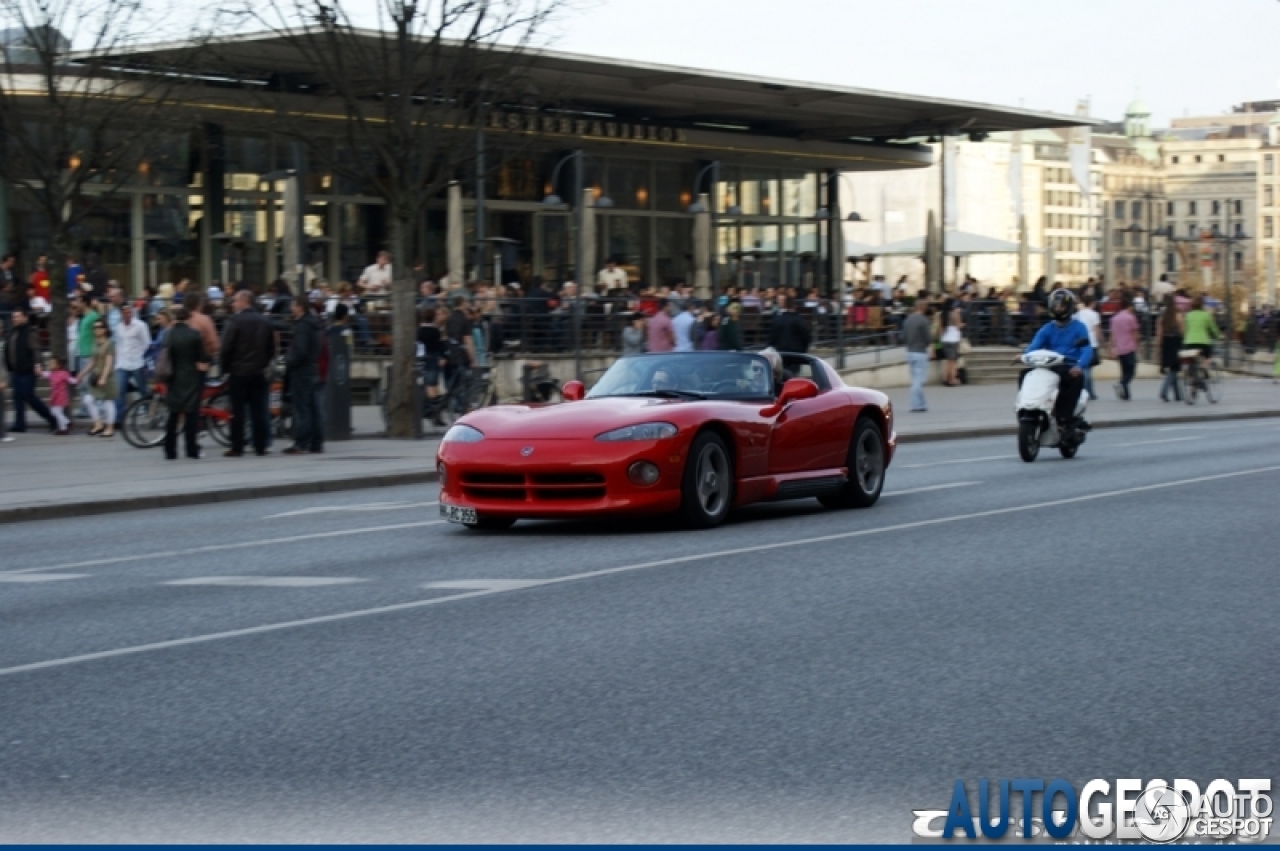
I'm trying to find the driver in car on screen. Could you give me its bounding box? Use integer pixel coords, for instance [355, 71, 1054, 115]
[650, 368, 675, 392]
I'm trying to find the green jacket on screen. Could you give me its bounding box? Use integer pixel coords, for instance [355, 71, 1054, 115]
[1182, 310, 1220, 346]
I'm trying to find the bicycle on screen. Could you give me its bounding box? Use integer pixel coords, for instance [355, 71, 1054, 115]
[1177, 345, 1223, 405]
[379, 355, 493, 432]
[122, 379, 232, 449]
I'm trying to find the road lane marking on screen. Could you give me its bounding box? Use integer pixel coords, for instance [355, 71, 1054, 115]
[0, 574, 89, 583]
[166, 576, 368, 588]
[423, 580, 545, 591]
[901, 455, 1011, 468]
[883, 482, 981, 496]
[3, 462, 1278, 679]
[1, 521, 446, 577]
[265, 501, 438, 519]
[1112, 436, 1205, 448]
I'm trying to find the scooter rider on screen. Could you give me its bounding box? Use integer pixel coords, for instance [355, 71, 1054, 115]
[1023, 289, 1093, 430]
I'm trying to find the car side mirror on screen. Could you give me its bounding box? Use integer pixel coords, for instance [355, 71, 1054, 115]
[759, 377, 818, 417]
[562, 380, 585, 401]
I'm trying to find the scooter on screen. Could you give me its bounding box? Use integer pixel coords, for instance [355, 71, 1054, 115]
[1014, 350, 1089, 462]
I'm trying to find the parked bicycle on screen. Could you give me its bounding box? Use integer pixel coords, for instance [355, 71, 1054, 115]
[122, 379, 232, 449]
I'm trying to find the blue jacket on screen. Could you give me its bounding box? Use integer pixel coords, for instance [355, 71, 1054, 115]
[1026, 319, 1094, 370]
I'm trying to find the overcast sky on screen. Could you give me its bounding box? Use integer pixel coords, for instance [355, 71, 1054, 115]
[550, 0, 1280, 126]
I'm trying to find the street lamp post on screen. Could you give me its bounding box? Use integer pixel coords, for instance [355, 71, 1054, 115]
[687, 161, 721, 299]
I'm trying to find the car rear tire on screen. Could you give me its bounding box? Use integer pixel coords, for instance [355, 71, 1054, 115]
[465, 516, 517, 531]
[819, 417, 885, 510]
[680, 431, 733, 528]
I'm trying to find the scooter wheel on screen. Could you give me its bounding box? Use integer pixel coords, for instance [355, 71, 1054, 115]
[1018, 420, 1040, 462]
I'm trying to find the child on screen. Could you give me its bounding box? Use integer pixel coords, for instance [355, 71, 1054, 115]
[46, 356, 76, 435]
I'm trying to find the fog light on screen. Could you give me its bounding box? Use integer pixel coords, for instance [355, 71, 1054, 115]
[437, 461, 447, 488]
[628, 460, 661, 486]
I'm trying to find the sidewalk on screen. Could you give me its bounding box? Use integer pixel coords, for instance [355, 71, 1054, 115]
[2, 378, 1278, 523]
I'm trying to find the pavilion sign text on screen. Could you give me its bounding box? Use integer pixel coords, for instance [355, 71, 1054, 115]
[488, 110, 690, 143]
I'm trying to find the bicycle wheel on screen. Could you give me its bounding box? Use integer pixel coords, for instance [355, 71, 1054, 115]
[464, 379, 495, 412]
[122, 395, 167, 449]
[204, 391, 232, 446]
[1204, 365, 1224, 403]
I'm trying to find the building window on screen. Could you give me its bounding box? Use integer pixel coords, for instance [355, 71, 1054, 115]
[1114, 228, 1125, 246]
[1234, 200, 1243, 215]
[1171, 156, 1180, 164]
[1234, 223, 1245, 238]
[1188, 222, 1198, 237]
[1195, 155, 1202, 163]
[1131, 200, 1143, 219]
[1267, 155, 1275, 176]
[1189, 200, 1198, 215]
[1114, 200, 1125, 219]
[1219, 154, 1226, 163]
[1212, 200, 1221, 215]
[1166, 252, 1176, 272]
[1167, 200, 1175, 216]
[1267, 186, 1275, 207]
[1234, 252, 1243, 271]
[1266, 217, 1274, 239]
[1133, 230, 1145, 248]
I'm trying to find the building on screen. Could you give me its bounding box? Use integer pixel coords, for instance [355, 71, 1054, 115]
[0, 30, 1082, 296]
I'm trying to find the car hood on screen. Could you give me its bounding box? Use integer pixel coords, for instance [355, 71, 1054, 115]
[461, 397, 689, 440]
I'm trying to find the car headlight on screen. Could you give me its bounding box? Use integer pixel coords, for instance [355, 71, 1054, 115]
[595, 422, 678, 442]
[442, 424, 485, 443]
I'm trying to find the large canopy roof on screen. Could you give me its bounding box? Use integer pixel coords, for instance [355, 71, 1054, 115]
[101, 31, 1094, 145]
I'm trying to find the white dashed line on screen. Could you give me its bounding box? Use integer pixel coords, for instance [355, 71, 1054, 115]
[165, 577, 368, 588]
[0, 574, 89, 583]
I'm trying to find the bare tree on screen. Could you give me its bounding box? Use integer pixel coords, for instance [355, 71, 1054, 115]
[0, 0, 192, 359]
[223, 0, 563, 438]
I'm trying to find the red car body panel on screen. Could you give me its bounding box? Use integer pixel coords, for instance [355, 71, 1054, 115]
[436, 355, 895, 521]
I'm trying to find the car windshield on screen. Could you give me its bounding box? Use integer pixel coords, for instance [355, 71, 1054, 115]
[587, 352, 776, 401]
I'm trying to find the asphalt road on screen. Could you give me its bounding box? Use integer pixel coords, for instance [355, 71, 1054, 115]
[1, 421, 1278, 842]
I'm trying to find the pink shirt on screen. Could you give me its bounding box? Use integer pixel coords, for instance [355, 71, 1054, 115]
[1109, 310, 1139, 357]
[47, 369, 74, 408]
[646, 311, 674, 353]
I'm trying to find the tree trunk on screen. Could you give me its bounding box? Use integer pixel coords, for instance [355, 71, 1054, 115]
[384, 212, 419, 438]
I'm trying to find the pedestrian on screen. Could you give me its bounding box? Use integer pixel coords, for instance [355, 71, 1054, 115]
[184, 291, 220, 360]
[45, 355, 75, 435]
[698, 313, 721, 350]
[284, 297, 325, 455]
[903, 298, 932, 412]
[1158, 294, 1184, 402]
[0, 333, 9, 442]
[357, 250, 393, 297]
[596, 257, 627, 292]
[718, 302, 743, 351]
[1075, 294, 1102, 400]
[4, 309, 57, 434]
[77, 317, 118, 437]
[113, 303, 151, 425]
[621, 312, 647, 356]
[1109, 293, 1139, 401]
[76, 295, 100, 374]
[766, 293, 812, 353]
[162, 306, 210, 460]
[646, 298, 676, 353]
[671, 298, 695, 352]
[939, 298, 964, 386]
[219, 290, 276, 457]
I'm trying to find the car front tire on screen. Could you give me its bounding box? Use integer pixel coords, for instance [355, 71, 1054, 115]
[680, 431, 733, 528]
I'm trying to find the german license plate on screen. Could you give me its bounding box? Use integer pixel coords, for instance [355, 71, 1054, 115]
[440, 504, 477, 525]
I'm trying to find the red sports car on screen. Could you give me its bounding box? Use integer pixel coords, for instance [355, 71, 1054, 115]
[436, 351, 895, 530]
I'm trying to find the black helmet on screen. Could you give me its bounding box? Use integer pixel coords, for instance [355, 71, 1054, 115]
[1047, 288, 1076, 323]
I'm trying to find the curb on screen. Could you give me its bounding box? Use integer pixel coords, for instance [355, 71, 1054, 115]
[897, 408, 1280, 444]
[4, 408, 1279, 524]
[0, 470, 439, 526]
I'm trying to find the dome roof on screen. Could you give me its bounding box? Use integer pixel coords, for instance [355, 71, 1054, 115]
[1125, 98, 1151, 117]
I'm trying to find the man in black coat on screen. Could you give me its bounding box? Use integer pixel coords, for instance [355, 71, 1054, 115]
[767, 294, 812, 354]
[284, 298, 325, 455]
[219, 290, 276, 457]
[4, 309, 56, 432]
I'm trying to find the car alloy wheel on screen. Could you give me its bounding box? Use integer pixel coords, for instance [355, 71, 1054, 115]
[820, 417, 885, 510]
[681, 431, 733, 528]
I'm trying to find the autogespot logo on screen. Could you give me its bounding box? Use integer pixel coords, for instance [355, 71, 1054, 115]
[911, 778, 1273, 843]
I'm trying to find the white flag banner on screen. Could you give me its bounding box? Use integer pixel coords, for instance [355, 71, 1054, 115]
[1008, 131, 1023, 223]
[1067, 99, 1092, 207]
[942, 136, 958, 229]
